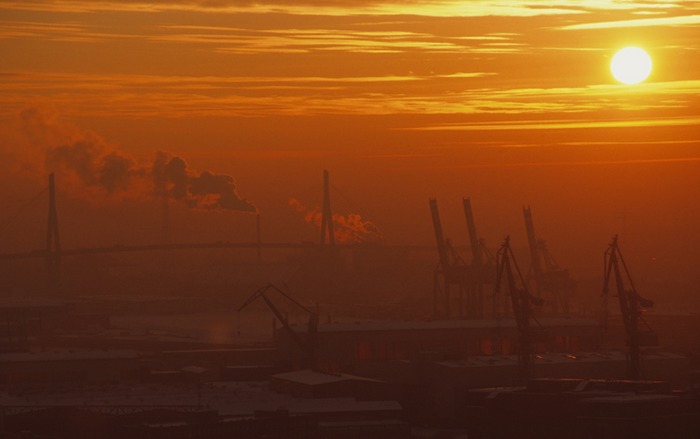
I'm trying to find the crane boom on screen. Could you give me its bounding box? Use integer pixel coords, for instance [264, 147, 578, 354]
[429, 198, 471, 318]
[463, 198, 482, 268]
[238, 283, 318, 370]
[523, 206, 544, 297]
[429, 198, 451, 272]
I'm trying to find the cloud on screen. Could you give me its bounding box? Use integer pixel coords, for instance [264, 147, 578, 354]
[3, 74, 699, 122]
[0, 20, 136, 43]
[444, 156, 700, 169]
[0, 0, 591, 17]
[0, 70, 497, 117]
[154, 26, 495, 55]
[558, 14, 700, 30]
[406, 115, 700, 132]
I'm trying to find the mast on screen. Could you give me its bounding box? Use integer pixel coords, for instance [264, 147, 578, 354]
[463, 198, 482, 269]
[603, 236, 655, 380]
[46, 173, 61, 294]
[320, 170, 335, 247]
[523, 206, 544, 298]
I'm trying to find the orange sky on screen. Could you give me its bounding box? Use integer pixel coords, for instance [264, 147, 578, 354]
[0, 1, 699, 292]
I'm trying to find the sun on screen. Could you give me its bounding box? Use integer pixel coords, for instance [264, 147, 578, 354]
[610, 47, 652, 85]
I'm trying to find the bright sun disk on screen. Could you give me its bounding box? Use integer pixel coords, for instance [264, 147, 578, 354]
[610, 46, 652, 85]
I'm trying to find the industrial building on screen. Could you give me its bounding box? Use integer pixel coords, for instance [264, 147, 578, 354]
[276, 317, 602, 372]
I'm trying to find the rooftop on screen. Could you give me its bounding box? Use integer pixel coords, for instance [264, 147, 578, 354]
[272, 369, 382, 386]
[435, 351, 686, 369]
[0, 350, 138, 363]
[0, 381, 402, 417]
[291, 317, 600, 333]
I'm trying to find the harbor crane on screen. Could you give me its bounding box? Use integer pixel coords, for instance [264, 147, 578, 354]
[523, 206, 575, 315]
[602, 236, 657, 380]
[495, 236, 545, 383]
[429, 198, 495, 318]
[463, 198, 496, 316]
[238, 283, 319, 370]
[429, 198, 470, 318]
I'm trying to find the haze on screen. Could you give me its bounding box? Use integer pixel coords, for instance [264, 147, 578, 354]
[0, 0, 699, 310]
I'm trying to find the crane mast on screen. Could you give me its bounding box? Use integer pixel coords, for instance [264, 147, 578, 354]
[522, 206, 574, 315]
[429, 198, 468, 318]
[430, 198, 453, 276]
[495, 236, 544, 383]
[462, 198, 494, 318]
[523, 206, 544, 298]
[463, 198, 482, 270]
[602, 236, 656, 380]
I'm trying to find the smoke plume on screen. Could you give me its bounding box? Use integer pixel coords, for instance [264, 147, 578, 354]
[289, 197, 383, 244]
[153, 151, 256, 212]
[10, 105, 255, 212]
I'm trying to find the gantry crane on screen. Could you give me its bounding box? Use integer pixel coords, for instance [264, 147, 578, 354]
[495, 236, 545, 383]
[602, 236, 657, 380]
[462, 198, 496, 317]
[523, 206, 575, 315]
[430, 198, 469, 318]
[237, 283, 319, 370]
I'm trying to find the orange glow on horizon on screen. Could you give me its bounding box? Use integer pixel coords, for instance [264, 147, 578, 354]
[0, 0, 697, 290]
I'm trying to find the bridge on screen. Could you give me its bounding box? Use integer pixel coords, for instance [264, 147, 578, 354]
[0, 171, 434, 263]
[0, 241, 433, 261]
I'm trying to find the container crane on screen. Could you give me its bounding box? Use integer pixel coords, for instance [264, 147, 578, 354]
[602, 236, 657, 380]
[523, 206, 575, 315]
[237, 283, 319, 370]
[495, 236, 545, 383]
[463, 198, 484, 271]
[429, 198, 469, 318]
[462, 198, 496, 317]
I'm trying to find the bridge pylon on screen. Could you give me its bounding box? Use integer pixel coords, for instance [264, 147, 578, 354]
[46, 173, 61, 294]
[319, 169, 335, 248]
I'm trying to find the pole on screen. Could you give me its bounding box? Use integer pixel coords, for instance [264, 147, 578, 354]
[46, 173, 61, 294]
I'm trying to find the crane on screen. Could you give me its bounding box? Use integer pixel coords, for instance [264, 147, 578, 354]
[237, 283, 319, 370]
[522, 206, 575, 315]
[463, 198, 483, 271]
[429, 198, 469, 318]
[495, 236, 545, 383]
[602, 236, 656, 380]
[463, 198, 496, 317]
